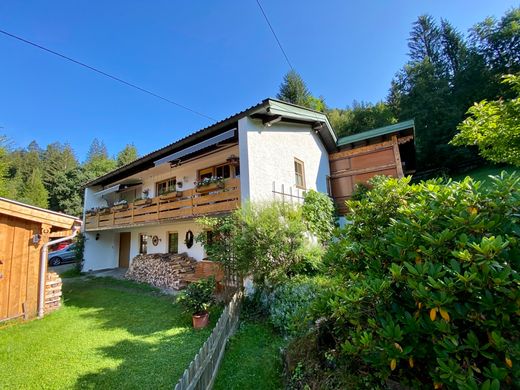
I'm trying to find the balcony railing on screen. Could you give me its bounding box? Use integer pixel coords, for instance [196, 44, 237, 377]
[85, 178, 240, 231]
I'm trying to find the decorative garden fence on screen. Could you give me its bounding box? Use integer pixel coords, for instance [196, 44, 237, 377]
[174, 289, 243, 390]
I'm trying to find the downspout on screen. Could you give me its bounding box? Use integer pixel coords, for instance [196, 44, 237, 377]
[38, 223, 82, 318]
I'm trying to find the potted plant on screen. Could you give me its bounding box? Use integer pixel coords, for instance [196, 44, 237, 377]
[159, 189, 182, 201]
[98, 206, 111, 215]
[86, 207, 98, 217]
[178, 276, 216, 329]
[112, 199, 128, 211]
[134, 196, 152, 206]
[195, 176, 225, 193]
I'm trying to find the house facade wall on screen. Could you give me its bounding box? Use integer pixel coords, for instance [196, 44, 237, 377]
[238, 116, 330, 202]
[139, 145, 240, 198]
[83, 219, 206, 271]
[83, 115, 332, 271]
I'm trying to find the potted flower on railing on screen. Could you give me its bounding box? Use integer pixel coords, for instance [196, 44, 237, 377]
[195, 176, 225, 193]
[159, 188, 183, 201]
[98, 206, 111, 215]
[134, 196, 152, 207]
[111, 199, 128, 211]
[86, 207, 99, 217]
[178, 276, 216, 329]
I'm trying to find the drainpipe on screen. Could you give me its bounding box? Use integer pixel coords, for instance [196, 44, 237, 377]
[38, 223, 82, 318]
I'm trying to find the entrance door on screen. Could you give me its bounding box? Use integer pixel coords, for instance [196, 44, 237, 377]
[118, 232, 131, 268]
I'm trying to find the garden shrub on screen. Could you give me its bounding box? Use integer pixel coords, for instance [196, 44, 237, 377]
[197, 202, 311, 288]
[262, 276, 335, 336]
[312, 173, 520, 389]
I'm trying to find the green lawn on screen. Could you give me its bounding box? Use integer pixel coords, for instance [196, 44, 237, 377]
[0, 276, 219, 389]
[450, 164, 517, 184]
[213, 320, 285, 390]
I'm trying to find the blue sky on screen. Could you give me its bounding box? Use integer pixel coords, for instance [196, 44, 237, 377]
[0, 1, 517, 161]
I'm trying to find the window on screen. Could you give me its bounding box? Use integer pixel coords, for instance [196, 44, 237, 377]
[118, 186, 142, 203]
[215, 164, 231, 179]
[294, 158, 306, 189]
[156, 177, 176, 195]
[198, 162, 238, 180]
[199, 167, 214, 180]
[139, 234, 148, 255]
[168, 232, 178, 254]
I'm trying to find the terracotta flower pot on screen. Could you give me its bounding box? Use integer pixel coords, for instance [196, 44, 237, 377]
[192, 312, 209, 329]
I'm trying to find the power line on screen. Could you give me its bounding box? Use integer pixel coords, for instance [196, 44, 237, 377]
[0, 28, 216, 121]
[255, 0, 294, 71]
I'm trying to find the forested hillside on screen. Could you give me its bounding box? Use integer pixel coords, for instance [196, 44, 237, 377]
[279, 8, 519, 170]
[0, 137, 137, 216]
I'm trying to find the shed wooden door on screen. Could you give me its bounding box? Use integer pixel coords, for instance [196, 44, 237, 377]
[0, 215, 41, 321]
[119, 232, 131, 268]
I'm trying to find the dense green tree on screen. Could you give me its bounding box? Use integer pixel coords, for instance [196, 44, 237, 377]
[85, 138, 108, 162]
[451, 74, 520, 166]
[470, 8, 520, 76]
[116, 144, 138, 167]
[42, 143, 80, 212]
[277, 70, 326, 111]
[328, 101, 397, 137]
[83, 138, 116, 181]
[19, 168, 48, 208]
[277, 70, 311, 106]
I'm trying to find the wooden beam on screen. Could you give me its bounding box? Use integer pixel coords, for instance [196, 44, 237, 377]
[330, 163, 398, 180]
[392, 135, 405, 178]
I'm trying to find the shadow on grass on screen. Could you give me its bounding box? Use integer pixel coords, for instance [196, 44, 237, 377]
[61, 277, 220, 388]
[74, 335, 200, 389]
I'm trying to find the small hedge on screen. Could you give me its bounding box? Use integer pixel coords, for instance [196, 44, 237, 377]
[310, 173, 520, 389]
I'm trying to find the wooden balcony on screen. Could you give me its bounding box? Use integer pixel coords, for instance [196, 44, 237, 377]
[85, 178, 240, 231]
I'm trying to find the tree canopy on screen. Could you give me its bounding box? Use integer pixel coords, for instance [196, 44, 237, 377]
[451, 74, 520, 166]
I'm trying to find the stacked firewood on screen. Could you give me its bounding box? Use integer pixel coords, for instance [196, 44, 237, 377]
[125, 253, 197, 290]
[45, 272, 62, 314]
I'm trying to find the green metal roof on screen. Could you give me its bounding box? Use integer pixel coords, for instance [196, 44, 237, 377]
[336, 119, 415, 147]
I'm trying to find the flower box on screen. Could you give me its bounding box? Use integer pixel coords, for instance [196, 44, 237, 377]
[159, 191, 182, 201]
[98, 208, 111, 215]
[196, 182, 224, 193]
[112, 204, 128, 212]
[134, 198, 152, 207]
[86, 210, 97, 217]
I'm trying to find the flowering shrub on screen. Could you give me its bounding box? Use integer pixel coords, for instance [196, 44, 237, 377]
[315, 173, 520, 389]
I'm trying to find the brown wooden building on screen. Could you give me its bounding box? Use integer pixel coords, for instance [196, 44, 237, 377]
[329, 119, 416, 214]
[0, 198, 80, 322]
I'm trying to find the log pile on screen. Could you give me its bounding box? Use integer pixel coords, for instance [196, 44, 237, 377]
[125, 253, 197, 290]
[45, 271, 62, 314]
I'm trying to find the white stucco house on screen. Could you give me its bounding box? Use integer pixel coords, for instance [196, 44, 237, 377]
[82, 98, 415, 271]
[82, 99, 337, 271]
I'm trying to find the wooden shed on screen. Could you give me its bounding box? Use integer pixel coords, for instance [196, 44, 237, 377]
[329, 120, 416, 214]
[0, 197, 81, 322]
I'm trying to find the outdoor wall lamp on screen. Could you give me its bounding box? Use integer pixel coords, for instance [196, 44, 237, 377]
[95, 233, 100, 241]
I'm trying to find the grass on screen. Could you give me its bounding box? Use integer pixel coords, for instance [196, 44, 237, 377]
[0, 276, 220, 389]
[450, 164, 517, 185]
[59, 266, 83, 278]
[213, 319, 285, 390]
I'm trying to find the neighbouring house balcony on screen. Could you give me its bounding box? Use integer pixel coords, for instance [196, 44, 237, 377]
[85, 178, 240, 231]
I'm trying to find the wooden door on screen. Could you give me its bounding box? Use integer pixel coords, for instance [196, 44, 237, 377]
[118, 232, 131, 268]
[0, 215, 41, 321]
